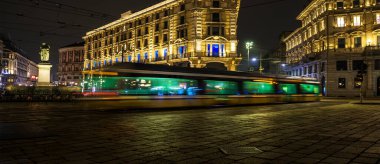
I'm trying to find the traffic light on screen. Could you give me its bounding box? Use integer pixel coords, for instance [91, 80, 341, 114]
[356, 74, 363, 82]
[354, 77, 363, 88]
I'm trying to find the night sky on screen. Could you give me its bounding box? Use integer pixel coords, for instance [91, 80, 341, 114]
[0, 0, 308, 79]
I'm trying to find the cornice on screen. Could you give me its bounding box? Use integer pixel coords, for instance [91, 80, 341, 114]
[297, 0, 324, 20]
[85, 0, 180, 37]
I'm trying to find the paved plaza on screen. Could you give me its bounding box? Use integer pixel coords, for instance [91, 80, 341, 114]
[1, 101, 380, 163]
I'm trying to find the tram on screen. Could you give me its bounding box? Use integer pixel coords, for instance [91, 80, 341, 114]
[81, 63, 321, 108]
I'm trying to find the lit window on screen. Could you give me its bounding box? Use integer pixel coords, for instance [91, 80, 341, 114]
[320, 20, 325, 30]
[376, 13, 380, 24]
[314, 25, 318, 34]
[137, 54, 141, 63]
[155, 50, 159, 61]
[338, 78, 346, 88]
[353, 15, 361, 26]
[178, 46, 186, 58]
[337, 17, 345, 27]
[163, 49, 168, 59]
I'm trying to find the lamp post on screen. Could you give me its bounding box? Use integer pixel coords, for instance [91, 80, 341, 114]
[259, 53, 264, 74]
[245, 41, 253, 68]
[252, 57, 283, 74]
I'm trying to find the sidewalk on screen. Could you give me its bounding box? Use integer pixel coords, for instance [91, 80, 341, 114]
[322, 97, 380, 104]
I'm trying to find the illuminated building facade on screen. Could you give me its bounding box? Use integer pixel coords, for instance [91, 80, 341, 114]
[284, 0, 380, 97]
[83, 0, 241, 71]
[58, 42, 85, 86]
[0, 39, 38, 86]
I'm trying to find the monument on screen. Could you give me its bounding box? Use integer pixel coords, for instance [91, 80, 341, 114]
[37, 43, 52, 86]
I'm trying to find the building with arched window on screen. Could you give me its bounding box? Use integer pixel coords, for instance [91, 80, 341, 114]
[83, 0, 241, 72]
[284, 0, 380, 97]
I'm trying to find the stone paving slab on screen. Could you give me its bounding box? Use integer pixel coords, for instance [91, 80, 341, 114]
[0, 102, 380, 163]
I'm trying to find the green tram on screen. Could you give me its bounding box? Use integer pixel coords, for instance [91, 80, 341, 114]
[82, 63, 321, 107]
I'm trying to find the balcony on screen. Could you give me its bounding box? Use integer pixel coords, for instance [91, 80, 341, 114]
[364, 46, 380, 56]
[333, 47, 364, 54]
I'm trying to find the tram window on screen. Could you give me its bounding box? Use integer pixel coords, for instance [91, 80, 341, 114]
[204, 80, 238, 95]
[84, 77, 198, 96]
[278, 84, 297, 94]
[243, 82, 275, 94]
[300, 84, 320, 94]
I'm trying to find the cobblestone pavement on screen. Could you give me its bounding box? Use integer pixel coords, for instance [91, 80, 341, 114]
[1, 101, 380, 164]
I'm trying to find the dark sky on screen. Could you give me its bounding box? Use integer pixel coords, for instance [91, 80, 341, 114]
[0, 0, 308, 79]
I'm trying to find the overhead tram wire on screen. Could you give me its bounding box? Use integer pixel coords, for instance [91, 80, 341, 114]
[0, 21, 64, 28]
[0, 10, 93, 29]
[0, 25, 83, 38]
[39, 0, 117, 19]
[1, 0, 293, 37]
[0, 10, 91, 37]
[240, 0, 292, 9]
[0, 0, 112, 20]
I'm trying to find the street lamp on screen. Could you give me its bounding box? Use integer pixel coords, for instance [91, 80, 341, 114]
[245, 41, 253, 68]
[252, 57, 285, 74]
[252, 55, 264, 74]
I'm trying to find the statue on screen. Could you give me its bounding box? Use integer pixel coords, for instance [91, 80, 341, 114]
[39, 43, 50, 62]
[37, 43, 52, 86]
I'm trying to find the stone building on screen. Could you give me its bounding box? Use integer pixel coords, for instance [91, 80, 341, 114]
[58, 42, 85, 86]
[284, 0, 380, 97]
[83, 0, 241, 71]
[0, 38, 38, 87]
[263, 32, 292, 75]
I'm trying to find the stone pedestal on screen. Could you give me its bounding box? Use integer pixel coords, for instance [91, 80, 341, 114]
[37, 63, 52, 86]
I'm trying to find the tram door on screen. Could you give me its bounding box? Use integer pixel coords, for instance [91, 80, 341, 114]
[377, 77, 380, 96]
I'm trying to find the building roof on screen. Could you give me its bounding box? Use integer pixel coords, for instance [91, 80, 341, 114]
[297, 0, 323, 20]
[60, 42, 85, 49]
[84, 0, 178, 37]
